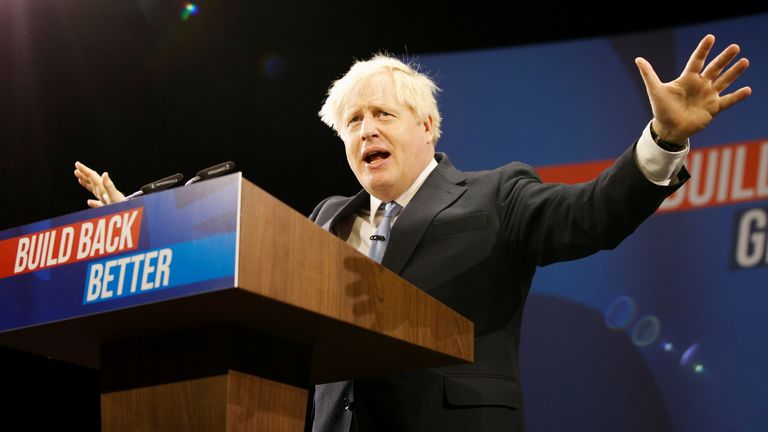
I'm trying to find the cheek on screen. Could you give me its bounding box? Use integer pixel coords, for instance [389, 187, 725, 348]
[343, 143, 363, 175]
[342, 140, 356, 160]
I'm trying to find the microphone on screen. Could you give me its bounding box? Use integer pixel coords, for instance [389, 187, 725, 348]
[370, 235, 386, 241]
[123, 173, 185, 200]
[184, 161, 236, 185]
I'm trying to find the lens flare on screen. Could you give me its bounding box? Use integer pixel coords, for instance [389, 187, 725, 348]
[181, 3, 199, 21]
[680, 343, 700, 367]
[604, 295, 636, 329]
[631, 315, 660, 347]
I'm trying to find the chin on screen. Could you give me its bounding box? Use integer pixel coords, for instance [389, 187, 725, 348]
[361, 176, 395, 198]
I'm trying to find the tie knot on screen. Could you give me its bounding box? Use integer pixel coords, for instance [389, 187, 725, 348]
[383, 201, 402, 218]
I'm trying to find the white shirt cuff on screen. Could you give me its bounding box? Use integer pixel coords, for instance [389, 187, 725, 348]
[635, 121, 689, 186]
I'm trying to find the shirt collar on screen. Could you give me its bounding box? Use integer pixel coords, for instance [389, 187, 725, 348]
[369, 157, 438, 221]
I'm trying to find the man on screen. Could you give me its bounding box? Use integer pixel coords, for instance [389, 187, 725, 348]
[75, 35, 750, 431]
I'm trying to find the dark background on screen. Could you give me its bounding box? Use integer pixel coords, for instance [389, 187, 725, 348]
[2, 1, 767, 230]
[1, 1, 766, 429]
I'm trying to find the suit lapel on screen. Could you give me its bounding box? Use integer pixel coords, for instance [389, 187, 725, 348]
[382, 154, 467, 274]
[321, 189, 369, 232]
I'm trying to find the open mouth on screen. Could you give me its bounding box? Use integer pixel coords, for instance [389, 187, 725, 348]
[363, 150, 391, 164]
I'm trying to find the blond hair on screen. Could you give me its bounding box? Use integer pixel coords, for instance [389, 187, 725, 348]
[319, 54, 442, 145]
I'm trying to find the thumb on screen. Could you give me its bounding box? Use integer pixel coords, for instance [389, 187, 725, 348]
[635, 57, 662, 94]
[87, 199, 104, 209]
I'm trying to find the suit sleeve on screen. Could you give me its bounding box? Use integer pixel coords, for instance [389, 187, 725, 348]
[497, 143, 689, 266]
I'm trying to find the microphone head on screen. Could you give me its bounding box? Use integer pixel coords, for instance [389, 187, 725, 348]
[140, 173, 184, 194]
[196, 161, 235, 180]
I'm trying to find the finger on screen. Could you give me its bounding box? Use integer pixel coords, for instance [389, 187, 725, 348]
[635, 57, 662, 94]
[719, 86, 752, 111]
[87, 199, 105, 209]
[714, 58, 749, 93]
[83, 169, 104, 200]
[102, 172, 125, 203]
[77, 162, 107, 201]
[75, 171, 95, 194]
[74, 168, 93, 182]
[90, 179, 108, 205]
[75, 161, 101, 181]
[74, 166, 96, 190]
[683, 34, 715, 74]
[701, 44, 740, 81]
[75, 161, 99, 181]
[94, 181, 108, 204]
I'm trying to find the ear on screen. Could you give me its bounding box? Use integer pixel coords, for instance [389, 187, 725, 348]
[423, 115, 434, 145]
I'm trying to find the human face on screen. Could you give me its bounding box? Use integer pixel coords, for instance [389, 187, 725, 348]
[339, 73, 435, 202]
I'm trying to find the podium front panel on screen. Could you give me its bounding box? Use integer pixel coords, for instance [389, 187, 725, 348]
[0, 174, 242, 334]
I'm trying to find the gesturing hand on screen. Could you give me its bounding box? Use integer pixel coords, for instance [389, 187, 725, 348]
[635, 34, 751, 144]
[74, 161, 125, 208]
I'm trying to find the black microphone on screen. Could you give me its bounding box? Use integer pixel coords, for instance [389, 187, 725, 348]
[370, 235, 386, 241]
[123, 173, 185, 200]
[185, 161, 236, 185]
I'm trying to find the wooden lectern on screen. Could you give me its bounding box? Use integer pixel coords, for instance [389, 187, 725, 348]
[0, 174, 473, 431]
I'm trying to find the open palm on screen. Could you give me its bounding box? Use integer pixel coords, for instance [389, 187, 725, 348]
[635, 34, 751, 143]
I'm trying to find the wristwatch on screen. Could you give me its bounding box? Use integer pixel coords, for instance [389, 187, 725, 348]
[649, 123, 687, 152]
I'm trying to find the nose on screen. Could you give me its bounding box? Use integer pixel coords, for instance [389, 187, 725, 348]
[359, 113, 378, 141]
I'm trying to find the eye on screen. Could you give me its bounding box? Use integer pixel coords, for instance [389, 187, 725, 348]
[378, 111, 393, 118]
[347, 115, 361, 127]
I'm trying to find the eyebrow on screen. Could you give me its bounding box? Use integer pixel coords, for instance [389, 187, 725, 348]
[343, 102, 400, 119]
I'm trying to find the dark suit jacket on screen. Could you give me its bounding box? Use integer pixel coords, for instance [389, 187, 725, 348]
[309, 147, 688, 431]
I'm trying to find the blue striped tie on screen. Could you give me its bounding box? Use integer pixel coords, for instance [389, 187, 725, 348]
[368, 201, 402, 264]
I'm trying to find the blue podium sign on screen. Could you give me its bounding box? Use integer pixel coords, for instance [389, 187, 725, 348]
[0, 173, 241, 333]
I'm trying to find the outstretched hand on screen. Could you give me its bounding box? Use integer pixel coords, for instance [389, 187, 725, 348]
[74, 161, 125, 208]
[635, 34, 751, 144]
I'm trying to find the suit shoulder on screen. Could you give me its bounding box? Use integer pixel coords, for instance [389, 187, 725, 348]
[463, 161, 542, 184]
[309, 195, 351, 222]
[495, 161, 541, 182]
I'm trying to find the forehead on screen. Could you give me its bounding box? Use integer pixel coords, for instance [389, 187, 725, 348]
[343, 72, 402, 112]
